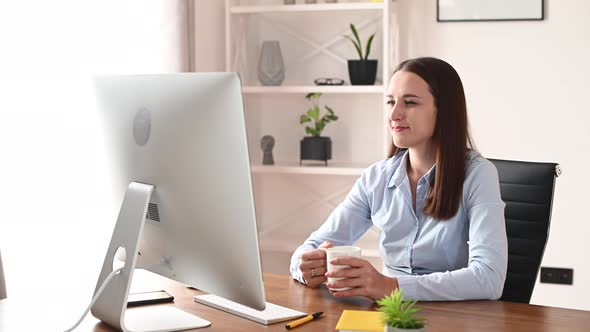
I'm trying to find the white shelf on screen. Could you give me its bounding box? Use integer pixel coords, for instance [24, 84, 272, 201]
[251, 161, 368, 175]
[231, 2, 384, 14]
[242, 85, 385, 94]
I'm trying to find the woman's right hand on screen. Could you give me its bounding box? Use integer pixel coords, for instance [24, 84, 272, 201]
[299, 241, 333, 288]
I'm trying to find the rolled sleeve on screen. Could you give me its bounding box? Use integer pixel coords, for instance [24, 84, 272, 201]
[396, 275, 419, 299]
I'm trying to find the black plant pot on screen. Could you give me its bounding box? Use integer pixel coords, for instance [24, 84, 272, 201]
[300, 136, 332, 166]
[348, 59, 378, 85]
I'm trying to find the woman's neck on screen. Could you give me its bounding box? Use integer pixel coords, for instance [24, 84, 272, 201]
[407, 144, 436, 179]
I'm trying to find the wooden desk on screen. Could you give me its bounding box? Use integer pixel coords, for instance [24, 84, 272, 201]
[2, 271, 589, 331]
[97, 272, 590, 332]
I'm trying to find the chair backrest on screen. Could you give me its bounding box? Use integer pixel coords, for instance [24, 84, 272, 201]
[488, 159, 560, 304]
[0, 249, 6, 300]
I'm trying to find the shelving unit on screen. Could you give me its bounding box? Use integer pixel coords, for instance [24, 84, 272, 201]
[225, 0, 397, 274]
[251, 161, 367, 175]
[230, 2, 384, 14]
[242, 84, 385, 94]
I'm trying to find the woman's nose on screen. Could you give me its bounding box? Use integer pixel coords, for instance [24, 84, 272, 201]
[389, 103, 403, 122]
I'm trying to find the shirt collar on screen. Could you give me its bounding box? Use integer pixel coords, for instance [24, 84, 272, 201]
[387, 150, 437, 189]
[388, 150, 409, 188]
[423, 163, 437, 188]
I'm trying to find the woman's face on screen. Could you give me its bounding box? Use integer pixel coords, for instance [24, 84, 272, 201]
[386, 70, 437, 151]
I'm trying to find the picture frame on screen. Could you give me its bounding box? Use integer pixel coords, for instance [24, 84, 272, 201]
[437, 0, 544, 22]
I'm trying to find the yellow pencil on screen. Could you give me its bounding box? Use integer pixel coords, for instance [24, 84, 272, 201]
[285, 312, 323, 330]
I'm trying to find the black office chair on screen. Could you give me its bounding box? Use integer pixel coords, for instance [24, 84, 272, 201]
[488, 159, 560, 304]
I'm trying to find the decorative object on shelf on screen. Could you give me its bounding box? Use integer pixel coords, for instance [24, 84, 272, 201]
[313, 77, 345, 86]
[304, 0, 317, 3]
[437, 0, 543, 22]
[257, 41, 285, 86]
[345, 23, 377, 85]
[299, 93, 338, 166]
[325, 0, 338, 3]
[284, 0, 296, 4]
[377, 289, 427, 332]
[260, 135, 275, 165]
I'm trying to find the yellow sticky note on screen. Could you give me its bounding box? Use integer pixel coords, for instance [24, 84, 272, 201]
[335, 310, 384, 332]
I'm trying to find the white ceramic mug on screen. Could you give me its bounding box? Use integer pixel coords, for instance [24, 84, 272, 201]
[320, 246, 361, 291]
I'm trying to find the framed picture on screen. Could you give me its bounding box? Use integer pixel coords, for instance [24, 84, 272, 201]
[437, 0, 544, 22]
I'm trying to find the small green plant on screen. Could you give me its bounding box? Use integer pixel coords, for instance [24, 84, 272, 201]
[345, 23, 375, 60]
[377, 289, 426, 329]
[299, 93, 338, 137]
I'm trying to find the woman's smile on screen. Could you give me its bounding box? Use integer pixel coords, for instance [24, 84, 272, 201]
[393, 126, 409, 133]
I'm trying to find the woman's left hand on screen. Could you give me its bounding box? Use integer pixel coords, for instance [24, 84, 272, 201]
[325, 256, 399, 301]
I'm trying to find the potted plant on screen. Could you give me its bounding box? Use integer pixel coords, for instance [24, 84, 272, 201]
[299, 93, 338, 166]
[377, 289, 426, 332]
[345, 23, 377, 85]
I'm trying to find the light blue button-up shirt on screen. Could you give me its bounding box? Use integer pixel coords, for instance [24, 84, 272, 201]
[290, 150, 508, 301]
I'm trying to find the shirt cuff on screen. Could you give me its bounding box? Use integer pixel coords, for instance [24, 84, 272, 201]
[291, 257, 306, 285]
[396, 275, 419, 300]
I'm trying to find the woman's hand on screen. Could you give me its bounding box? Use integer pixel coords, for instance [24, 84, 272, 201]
[299, 241, 333, 288]
[326, 256, 399, 300]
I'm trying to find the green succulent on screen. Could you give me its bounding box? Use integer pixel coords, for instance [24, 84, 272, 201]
[345, 23, 375, 60]
[299, 93, 338, 137]
[377, 289, 426, 329]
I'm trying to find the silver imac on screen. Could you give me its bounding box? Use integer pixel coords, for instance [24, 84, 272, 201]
[91, 73, 265, 331]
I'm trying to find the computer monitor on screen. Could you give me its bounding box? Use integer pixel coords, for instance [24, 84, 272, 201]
[90, 73, 265, 331]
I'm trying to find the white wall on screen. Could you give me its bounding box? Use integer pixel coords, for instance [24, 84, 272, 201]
[194, 0, 227, 72]
[193, 0, 589, 310]
[396, 0, 589, 311]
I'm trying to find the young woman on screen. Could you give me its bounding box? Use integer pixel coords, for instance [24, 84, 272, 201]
[290, 57, 507, 301]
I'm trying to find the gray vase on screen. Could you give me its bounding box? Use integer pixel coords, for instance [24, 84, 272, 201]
[258, 41, 285, 86]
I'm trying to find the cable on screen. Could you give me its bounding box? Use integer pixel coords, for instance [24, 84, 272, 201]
[64, 267, 123, 332]
[64, 257, 172, 331]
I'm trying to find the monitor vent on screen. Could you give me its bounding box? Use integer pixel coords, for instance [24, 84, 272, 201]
[146, 203, 160, 222]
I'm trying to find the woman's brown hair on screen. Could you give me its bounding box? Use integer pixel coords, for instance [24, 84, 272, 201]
[388, 57, 474, 220]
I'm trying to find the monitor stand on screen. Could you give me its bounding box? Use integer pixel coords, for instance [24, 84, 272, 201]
[90, 182, 210, 332]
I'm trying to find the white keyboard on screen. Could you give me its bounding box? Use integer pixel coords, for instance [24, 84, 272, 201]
[193, 294, 306, 325]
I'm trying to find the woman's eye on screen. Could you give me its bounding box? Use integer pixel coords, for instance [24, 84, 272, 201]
[386, 100, 395, 106]
[405, 100, 417, 105]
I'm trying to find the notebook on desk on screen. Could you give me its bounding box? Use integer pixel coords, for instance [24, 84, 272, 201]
[335, 310, 384, 332]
